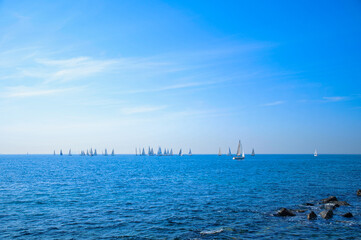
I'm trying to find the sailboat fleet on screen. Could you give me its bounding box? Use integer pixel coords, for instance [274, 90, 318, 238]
[133, 146, 190, 156]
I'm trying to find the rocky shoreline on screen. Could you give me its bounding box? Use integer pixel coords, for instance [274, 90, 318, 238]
[275, 189, 361, 220]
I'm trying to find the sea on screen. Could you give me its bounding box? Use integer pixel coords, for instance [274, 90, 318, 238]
[0, 154, 360, 239]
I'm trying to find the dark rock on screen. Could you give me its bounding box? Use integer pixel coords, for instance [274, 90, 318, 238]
[307, 211, 317, 220]
[276, 208, 296, 217]
[342, 212, 353, 218]
[305, 203, 314, 206]
[333, 201, 350, 206]
[321, 196, 338, 203]
[320, 210, 333, 219]
[357, 189, 361, 196]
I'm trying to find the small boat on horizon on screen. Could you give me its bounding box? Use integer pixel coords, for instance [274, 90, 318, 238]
[179, 149, 182, 156]
[111, 149, 115, 156]
[189, 149, 192, 156]
[68, 149, 72, 156]
[227, 148, 231, 156]
[251, 148, 255, 156]
[233, 140, 245, 160]
[218, 148, 221, 156]
[314, 149, 318, 157]
[60, 149, 63, 156]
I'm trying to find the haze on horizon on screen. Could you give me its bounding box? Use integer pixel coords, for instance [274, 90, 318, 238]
[0, 0, 360, 154]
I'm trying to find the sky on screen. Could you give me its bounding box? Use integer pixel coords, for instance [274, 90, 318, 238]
[0, 0, 360, 154]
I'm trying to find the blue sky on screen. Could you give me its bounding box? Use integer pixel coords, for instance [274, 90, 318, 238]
[0, 0, 360, 154]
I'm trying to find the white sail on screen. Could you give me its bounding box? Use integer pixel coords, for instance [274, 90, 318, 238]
[69, 149, 72, 156]
[170, 149, 173, 156]
[158, 147, 162, 156]
[189, 149, 192, 155]
[242, 149, 245, 158]
[90, 148, 93, 156]
[218, 148, 221, 156]
[314, 149, 318, 157]
[141, 148, 145, 156]
[104, 148, 107, 156]
[163, 148, 167, 155]
[228, 148, 231, 156]
[236, 140, 241, 156]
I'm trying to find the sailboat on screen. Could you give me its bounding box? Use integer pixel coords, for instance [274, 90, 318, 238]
[90, 148, 94, 156]
[68, 149, 72, 156]
[163, 148, 167, 156]
[189, 149, 192, 156]
[170, 149, 173, 156]
[111, 149, 115, 156]
[179, 149, 183, 156]
[135, 148, 138, 156]
[251, 148, 255, 156]
[94, 149, 97, 156]
[228, 148, 231, 156]
[314, 149, 318, 157]
[104, 149, 108, 156]
[53, 150, 56, 155]
[233, 140, 245, 160]
[157, 147, 162, 156]
[60, 149, 63, 156]
[218, 148, 221, 156]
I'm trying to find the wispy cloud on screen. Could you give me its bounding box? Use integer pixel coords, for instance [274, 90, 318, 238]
[2, 86, 80, 98]
[323, 96, 348, 102]
[262, 101, 285, 106]
[119, 105, 167, 115]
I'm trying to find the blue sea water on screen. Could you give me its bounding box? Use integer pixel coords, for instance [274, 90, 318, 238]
[0, 154, 360, 239]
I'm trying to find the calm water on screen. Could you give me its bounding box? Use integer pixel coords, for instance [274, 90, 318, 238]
[0, 154, 360, 239]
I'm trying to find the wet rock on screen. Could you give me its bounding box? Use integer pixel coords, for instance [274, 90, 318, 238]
[357, 189, 361, 196]
[321, 196, 338, 203]
[342, 212, 353, 218]
[320, 210, 333, 219]
[323, 203, 337, 210]
[307, 211, 317, 220]
[333, 201, 350, 206]
[276, 208, 296, 217]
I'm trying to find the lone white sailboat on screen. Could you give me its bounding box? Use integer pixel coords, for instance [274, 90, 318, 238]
[233, 140, 245, 160]
[251, 148, 255, 156]
[314, 149, 318, 157]
[218, 148, 221, 156]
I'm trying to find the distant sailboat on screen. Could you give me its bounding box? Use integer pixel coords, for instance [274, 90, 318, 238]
[86, 150, 89, 156]
[53, 150, 56, 155]
[135, 148, 138, 156]
[163, 148, 167, 156]
[233, 140, 245, 160]
[228, 147, 231, 156]
[90, 148, 94, 156]
[104, 149, 108, 156]
[170, 149, 173, 156]
[60, 149, 63, 156]
[141, 148, 145, 156]
[251, 148, 255, 156]
[218, 148, 221, 156]
[314, 149, 318, 157]
[68, 149, 72, 156]
[111, 149, 115, 156]
[179, 149, 183, 156]
[157, 147, 162, 156]
[189, 149, 192, 156]
[94, 149, 97, 156]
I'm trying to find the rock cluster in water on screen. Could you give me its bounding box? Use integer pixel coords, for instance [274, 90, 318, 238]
[274, 190, 359, 220]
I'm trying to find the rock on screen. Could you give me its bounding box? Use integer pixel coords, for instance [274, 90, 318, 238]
[342, 212, 353, 218]
[321, 196, 338, 203]
[320, 210, 333, 219]
[323, 203, 337, 210]
[305, 203, 314, 206]
[307, 211, 317, 220]
[333, 201, 350, 206]
[357, 189, 361, 196]
[276, 208, 296, 217]
[294, 209, 307, 213]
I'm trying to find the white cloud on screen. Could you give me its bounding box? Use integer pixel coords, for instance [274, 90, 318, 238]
[2, 86, 79, 98]
[120, 106, 167, 115]
[323, 96, 347, 102]
[262, 101, 285, 106]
